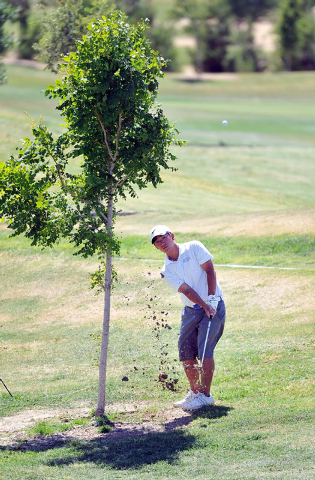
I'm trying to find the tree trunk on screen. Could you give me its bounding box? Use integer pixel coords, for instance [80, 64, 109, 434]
[95, 196, 113, 417]
[195, 24, 203, 74]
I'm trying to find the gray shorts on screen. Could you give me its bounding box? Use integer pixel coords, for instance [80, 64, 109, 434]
[178, 300, 225, 361]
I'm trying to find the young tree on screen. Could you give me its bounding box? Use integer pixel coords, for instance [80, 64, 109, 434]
[0, 11, 184, 416]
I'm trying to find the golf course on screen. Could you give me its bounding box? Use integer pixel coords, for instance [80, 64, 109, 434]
[0, 64, 314, 479]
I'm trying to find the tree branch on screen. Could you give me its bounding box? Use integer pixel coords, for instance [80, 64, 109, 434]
[113, 113, 122, 166]
[96, 206, 108, 224]
[114, 169, 134, 189]
[53, 161, 78, 200]
[50, 154, 95, 210]
[93, 109, 114, 164]
[93, 110, 122, 175]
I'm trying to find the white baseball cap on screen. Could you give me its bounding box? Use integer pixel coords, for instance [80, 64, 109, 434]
[150, 225, 171, 244]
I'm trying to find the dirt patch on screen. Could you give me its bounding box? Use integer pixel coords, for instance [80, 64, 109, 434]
[2, 56, 47, 70]
[3, 56, 239, 82]
[0, 404, 192, 450]
[0, 406, 90, 437]
[116, 208, 315, 239]
[173, 65, 239, 81]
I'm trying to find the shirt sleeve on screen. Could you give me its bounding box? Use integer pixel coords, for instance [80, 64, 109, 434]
[193, 241, 213, 265]
[161, 266, 184, 292]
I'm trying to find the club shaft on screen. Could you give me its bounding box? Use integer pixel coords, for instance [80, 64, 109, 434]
[201, 319, 211, 367]
[0, 379, 13, 397]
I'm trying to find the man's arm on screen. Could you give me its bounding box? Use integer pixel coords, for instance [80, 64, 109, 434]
[178, 283, 215, 318]
[200, 259, 216, 296]
[177, 259, 218, 317]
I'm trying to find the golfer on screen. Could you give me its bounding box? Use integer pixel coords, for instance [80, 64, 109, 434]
[150, 225, 225, 411]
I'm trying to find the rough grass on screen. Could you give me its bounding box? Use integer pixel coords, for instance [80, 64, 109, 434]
[119, 233, 315, 268]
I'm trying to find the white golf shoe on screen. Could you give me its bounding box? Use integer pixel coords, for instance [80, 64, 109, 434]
[182, 392, 215, 411]
[173, 390, 196, 408]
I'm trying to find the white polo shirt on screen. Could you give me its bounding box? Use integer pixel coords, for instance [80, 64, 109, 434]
[161, 240, 223, 307]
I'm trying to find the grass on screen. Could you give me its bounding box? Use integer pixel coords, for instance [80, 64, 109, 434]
[0, 65, 314, 479]
[28, 416, 90, 437]
[119, 233, 315, 267]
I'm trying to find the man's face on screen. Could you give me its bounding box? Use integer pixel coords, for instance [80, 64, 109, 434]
[153, 232, 174, 253]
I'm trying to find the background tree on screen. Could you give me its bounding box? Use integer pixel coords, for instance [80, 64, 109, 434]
[35, 0, 113, 71]
[277, 0, 315, 70]
[226, 0, 279, 72]
[171, 0, 221, 72]
[228, 0, 279, 21]
[146, 22, 179, 71]
[194, 3, 231, 72]
[116, 0, 179, 70]
[296, 6, 315, 69]
[8, 0, 29, 30]
[224, 21, 266, 72]
[115, 0, 153, 23]
[0, 11, 184, 416]
[7, 0, 40, 59]
[172, 0, 280, 72]
[0, 0, 17, 82]
[35, 0, 178, 73]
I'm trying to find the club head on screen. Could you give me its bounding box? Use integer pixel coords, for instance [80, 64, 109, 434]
[194, 363, 203, 371]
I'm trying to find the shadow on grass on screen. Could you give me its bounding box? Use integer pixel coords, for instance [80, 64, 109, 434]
[49, 406, 232, 469]
[191, 405, 233, 420]
[48, 429, 196, 469]
[0, 406, 232, 470]
[177, 78, 205, 83]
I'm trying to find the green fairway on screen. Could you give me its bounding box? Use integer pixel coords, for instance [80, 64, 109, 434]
[0, 65, 314, 479]
[158, 72, 315, 146]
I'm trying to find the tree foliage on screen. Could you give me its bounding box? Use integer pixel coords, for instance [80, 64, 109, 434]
[277, 0, 315, 70]
[171, 0, 276, 72]
[7, 0, 40, 59]
[7, 0, 30, 30]
[0, 11, 184, 414]
[35, 0, 113, 71]
[35, 0, 178, 73]
[115, 0, 154, 24]
[115, 0, 179, 71]
[172, 0, 231, 72]
[0, 0, 17, 82]
[228, 0, 279, 21]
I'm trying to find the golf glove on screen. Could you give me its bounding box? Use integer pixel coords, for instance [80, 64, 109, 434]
[206, 294, 220, 311]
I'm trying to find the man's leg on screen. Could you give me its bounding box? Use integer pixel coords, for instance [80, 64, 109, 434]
[183, 358, 214, 396]
[200, 357, 214, 396]
[197, 301, 225, 397]
[182, 359, 200, 393]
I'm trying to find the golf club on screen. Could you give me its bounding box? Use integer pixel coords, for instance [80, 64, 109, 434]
[194, 316, 212, 372]
[0, 378, 13, 397]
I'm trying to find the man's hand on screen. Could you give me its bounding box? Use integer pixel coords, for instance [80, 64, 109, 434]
[204, 302, 216, 318]
[178, 283, 217, 318]
[207, 294, 219, 309]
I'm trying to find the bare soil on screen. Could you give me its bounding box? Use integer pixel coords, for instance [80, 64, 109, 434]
[0, 404, 192, 450]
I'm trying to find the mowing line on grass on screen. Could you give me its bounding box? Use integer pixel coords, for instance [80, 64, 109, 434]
[44, 387, 90, 398]
[116, 258, 297, 270]
[215, 264, 297, 270]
